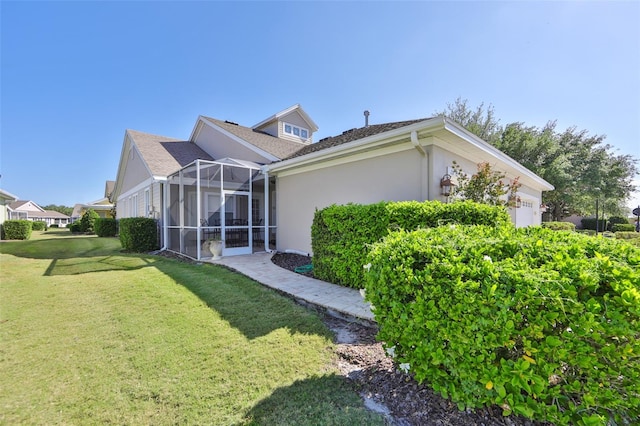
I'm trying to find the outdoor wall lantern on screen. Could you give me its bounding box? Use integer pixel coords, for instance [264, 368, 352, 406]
[540, 203, 548, 213]
[440, 173, 455, 197]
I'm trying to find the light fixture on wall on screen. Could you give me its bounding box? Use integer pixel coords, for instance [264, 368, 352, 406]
[440, 173, 455, 197]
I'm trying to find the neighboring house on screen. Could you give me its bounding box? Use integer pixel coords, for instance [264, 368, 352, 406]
[0, 189, 19, 226]
[7, 200, 70, 227]
[72, 181, 116, 221]
[112, 104, 554, 260]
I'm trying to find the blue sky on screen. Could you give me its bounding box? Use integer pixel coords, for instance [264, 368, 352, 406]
[2, 1, 639, 210]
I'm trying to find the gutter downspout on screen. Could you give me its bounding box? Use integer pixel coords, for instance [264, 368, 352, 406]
[262, 166, 271, 253]
[411, 131, 430, 201]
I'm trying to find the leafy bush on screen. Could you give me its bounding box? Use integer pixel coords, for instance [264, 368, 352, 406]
[2, 220, 33, 240]
[118, 218, 158, 252]
[69, 221, 82, 233]
[50, 224, 59, 228]
[616, 231, 640, 240]
[311, 200, 511, 288]
[364, 225, 640, 425]
[79, 209, 100, 234]
[575, 229, 596, 236]
[94, 218, 117, 237]
[541, 221, 575, 231]
[612, 223, 635, 232]
[31, 221, 47, 231]
[607, 216, 630, 232]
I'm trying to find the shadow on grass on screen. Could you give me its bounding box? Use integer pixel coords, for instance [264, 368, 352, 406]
[239, 374, 385, 425]
[153, 259, 333, 340]
[1, 234, 331, 341]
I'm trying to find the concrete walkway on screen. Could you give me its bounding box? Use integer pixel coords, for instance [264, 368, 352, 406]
[209, 252, 375, 325]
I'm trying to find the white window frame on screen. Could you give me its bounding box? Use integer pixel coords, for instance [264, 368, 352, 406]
[132, 194, 138, 217]
[144, 189, 150, 217]
[283, 121, 309, 140]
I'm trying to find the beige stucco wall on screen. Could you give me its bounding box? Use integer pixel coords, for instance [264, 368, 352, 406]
[276, 147, 424, 254]
[275, 140, 545, 254]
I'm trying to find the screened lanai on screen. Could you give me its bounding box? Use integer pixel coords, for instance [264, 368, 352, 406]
[164, 158, 276, 260]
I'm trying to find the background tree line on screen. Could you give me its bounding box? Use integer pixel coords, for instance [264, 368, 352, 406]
[436, 98, 638, 220]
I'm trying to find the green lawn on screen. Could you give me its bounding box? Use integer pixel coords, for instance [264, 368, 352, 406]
[0, 230, 383, 425]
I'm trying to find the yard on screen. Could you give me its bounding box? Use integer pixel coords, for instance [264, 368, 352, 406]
[0, 231, 384, 425]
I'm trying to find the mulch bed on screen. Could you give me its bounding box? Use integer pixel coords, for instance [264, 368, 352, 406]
[272, 252, 544, 426]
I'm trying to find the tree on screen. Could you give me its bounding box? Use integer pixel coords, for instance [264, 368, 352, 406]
[438, 99, 639, 220]
[435, 97, 502, 144]
[79, 209, 100, 234]
[42, 204, 73, 216]
[451, 161, 521, 207]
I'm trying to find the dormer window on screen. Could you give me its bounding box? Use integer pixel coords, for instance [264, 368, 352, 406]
[284, 122, 309, 140]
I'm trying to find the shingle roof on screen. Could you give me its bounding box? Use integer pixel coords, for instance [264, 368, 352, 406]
[29, 210, 70, 219]
[282, 118, 430, 160]
[201, 117, 307, 160]
[127, 129, 214, 176]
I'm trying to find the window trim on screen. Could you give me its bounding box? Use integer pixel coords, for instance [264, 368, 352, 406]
[282, 121, 309, 140]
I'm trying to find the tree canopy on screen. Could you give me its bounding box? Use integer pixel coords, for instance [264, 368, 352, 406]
[436, 98, 638, 220]
[42, 204, 73, 216]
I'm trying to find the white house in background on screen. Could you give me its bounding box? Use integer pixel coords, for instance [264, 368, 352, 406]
[7, 200, 70, 227]
[112, 104, 554, 260]
[72, 181, 116, 221]
[0, 189, 19, 226]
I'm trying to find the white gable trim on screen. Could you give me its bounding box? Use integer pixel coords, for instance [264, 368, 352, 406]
[197, 116, 280, 162]
[252, 104, 319, 132]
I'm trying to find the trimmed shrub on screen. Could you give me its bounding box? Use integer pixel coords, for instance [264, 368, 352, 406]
[2, 220, 33, 240]
[50, 224, 59, 228]
[79, 209, 100, 234]
[541, 221, 575, 231]
[31, 221, 47, 231]
[365, 225, 640, 425]
[69, 221, 82, 233]
[575, 229, 596, 236]
[580, 217, 607, 231]
[94, 218, 117, 237]
[607, 215, 630, 232]
[616, 231, 640, 240]
[118, 217, 158, 252]
[311, 200, 511, 288]
[612, 223, 635, 232]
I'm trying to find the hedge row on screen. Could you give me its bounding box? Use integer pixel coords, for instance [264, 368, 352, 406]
[94, 218, 117, 237]
[118, 217, 159, 252]
[364, 225, 640, 425]
[2, 220, 32, 240]
[31, 221, 47, 231]
[541, 221, 575, 231]
[311, 200, 511, 289]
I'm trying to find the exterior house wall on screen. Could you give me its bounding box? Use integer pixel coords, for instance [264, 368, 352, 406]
[276, 147, 423, 254]
[120, 146, 152, 196]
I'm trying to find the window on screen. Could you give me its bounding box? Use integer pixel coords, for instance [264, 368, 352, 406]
[131, 194, 138, 217]
[283, 122, 309, 140]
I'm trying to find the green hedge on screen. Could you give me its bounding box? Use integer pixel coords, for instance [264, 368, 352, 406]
[118, 218, 158, 252]
[612, 223, 635, 232]
[541, 221, 575, 231]
[69, 221, 82, 233]
[580, 218, 607, 231]
[94, 218, 117, 237]
[31, 221, 47, 231]
[364, 225, 640, 425]
[607, 216, 629, 232]
[616, 231, 640, 240]
[311, 200, 511, 288]
[2, 220, 33, 240]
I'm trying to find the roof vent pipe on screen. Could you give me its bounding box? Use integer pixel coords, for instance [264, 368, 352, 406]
[364, 110, 370, 127]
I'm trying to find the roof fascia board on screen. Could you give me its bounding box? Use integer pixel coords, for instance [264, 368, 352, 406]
[0, 189, 19, 201]
[268, 117, 445, 174]
[199, 117, 280, 162]
[442, 119, 554, 190]
[252, 104, 319, 132]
